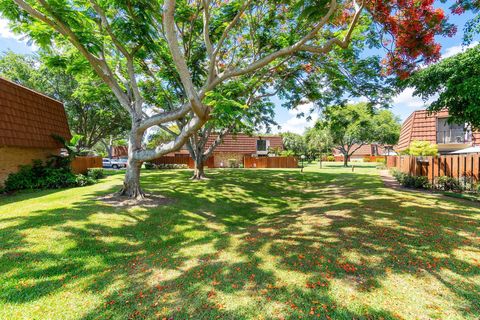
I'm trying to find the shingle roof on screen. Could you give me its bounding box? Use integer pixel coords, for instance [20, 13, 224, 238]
[396, 109, 480, 151]
[333, 144, 377, 156]
[205, 134, 283, 153]
[0, 78, 71, 149]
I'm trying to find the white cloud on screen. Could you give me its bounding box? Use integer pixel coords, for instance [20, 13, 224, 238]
[442, 41, 478, 60]
[0, 18, 18, 40]
[393, 88, 427, 109]
[0, 17, 37, 51]
[278, 102, 319, 134]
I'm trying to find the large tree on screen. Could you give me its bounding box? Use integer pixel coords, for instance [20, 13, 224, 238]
[319, 104, 400, 166]
[405, 44, 480, 129]
[0, 0, 452, 198]
[372, 109, 401, 157]
[305, 126, 333, 167]
[282, 132, 307, 157]
[0, 51, 130, 151]
[319, 103, 375, 167]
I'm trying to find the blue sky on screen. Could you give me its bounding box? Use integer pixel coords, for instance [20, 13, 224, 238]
[1, 4, 478, 134]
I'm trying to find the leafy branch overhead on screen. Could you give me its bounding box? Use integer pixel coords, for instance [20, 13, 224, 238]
[0, 0, 453, 197]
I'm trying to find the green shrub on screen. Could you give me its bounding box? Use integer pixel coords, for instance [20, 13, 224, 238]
[4, 161, 78, 192]
[75, 174, 96, 187]
[363, 156, 371, 162]
[392, 170, 430, 189]
[144, 162, 155, 170]
[435, 176, 462, 192]
[87, 168, 105, 179]
[4, 159, 100, 192]
[326, 155, 335, 162]
[377, 158, 386, 164]
[154, 164, 188, 170]
[228, 159, 238, 168]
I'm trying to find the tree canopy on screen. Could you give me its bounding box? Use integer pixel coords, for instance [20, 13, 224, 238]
[405, 44, 480, 129]
[318, 103, 399, 166]
[0, 0, 453, 197]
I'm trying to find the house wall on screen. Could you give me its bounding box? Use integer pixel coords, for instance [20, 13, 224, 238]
[213, 152, 246, 167]
[0, 146, 59, 186]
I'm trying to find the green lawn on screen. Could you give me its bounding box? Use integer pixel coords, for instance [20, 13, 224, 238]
[1, 163, 479, 319]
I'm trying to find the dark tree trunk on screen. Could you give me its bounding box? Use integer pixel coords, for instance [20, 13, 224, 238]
[117, 127, 145, 198]
[191, 156, 206, 180]
[343, 154, 349, 167]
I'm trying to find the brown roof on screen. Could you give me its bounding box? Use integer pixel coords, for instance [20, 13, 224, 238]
[333, 144, 379, 156]
[396, 109, 480, 151]
[0, 78, 71, 149]
[205, 134, 283, 154]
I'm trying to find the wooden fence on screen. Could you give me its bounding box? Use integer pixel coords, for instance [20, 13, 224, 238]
[243, 156, 298, 168]
[387, 155, 480, 183]
[151, 155, 214, 169]
[71, 156, 102, 174]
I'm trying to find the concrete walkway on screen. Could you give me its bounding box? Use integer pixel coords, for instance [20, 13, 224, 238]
[378, 170, 403, 190]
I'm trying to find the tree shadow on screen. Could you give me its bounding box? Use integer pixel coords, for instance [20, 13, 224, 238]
[0, 168, 478, 319]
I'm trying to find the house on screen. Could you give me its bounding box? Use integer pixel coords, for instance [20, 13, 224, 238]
[332, 144, 388, 161]
[166, 134, 284, 167]
[396, 109, 480, 154]
[0, 78, 71, 185]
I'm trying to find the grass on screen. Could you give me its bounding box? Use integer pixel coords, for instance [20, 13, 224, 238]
[0, 163, 479, 319]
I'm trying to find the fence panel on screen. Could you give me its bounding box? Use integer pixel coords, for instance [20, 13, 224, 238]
[387, 154, 480, 183]
[71, 156, 102, 174]
[244, 156, 297, 168]
[151, 155, 214, 169]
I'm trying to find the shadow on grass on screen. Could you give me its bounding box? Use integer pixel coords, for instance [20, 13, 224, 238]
[0, 168, 478, 319]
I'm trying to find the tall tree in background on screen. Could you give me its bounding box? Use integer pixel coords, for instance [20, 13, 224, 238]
[373, 109, 401, 158]
[0, 0, 453, 198]
[282, 133, 307, 157]
[319, 104, 400, 166]
[185, 79, 277, 180]
[405, 44, 480, 129]
[305, 126, 333, 167]
[0, 51, 130, 152]
[319, 103, 375, 167]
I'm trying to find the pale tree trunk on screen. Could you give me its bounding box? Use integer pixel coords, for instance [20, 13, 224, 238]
[118, 125, 145, 198]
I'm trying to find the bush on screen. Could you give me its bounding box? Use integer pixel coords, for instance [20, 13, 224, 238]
[392, 170, 430, 189]
[75, 174, 96, 187]
[149, 164, 188, 170]
[326, 155, 335, 162]
[4, 161, 77, 192]
[4, 159, 101, 192]
[377, 158, 386, 164]
[228, 159, 238, 168]
[87, 168, 105, 179]
[435, 176, 462, 192]
[363, 156, 371, 162]
[144, 162, 155, 170]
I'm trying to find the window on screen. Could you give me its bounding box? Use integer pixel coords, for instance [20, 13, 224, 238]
[437, 118, 471, 144]
[257, 139, 267, 152]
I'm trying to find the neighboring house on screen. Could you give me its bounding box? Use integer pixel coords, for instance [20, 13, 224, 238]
[332, 144, 388, 161]
[111, 145, 128, 158]
[0, 78, 71, 185]
[207, 134, 283, 167]
[396, 109, 480, 154]
[166, 134, 284, 168]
